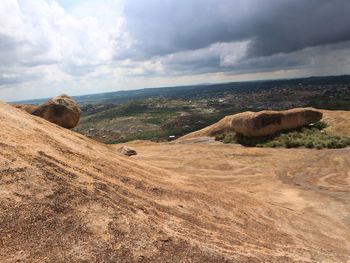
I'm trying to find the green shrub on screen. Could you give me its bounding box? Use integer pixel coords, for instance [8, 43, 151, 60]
[215, 122, 350, 149]
[305, 140, 314, 148]
[223, 133, 235, 144]
[312, 121, 328, 130]
[215, 134, 225, 141]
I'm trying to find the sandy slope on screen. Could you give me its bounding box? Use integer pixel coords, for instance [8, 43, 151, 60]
[1, 101, 350, 262]
[322, 110, 350, 136]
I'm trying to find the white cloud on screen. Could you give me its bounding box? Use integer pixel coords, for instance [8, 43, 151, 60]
[0, 0, 121, 100]
[0, 0, 350, 101]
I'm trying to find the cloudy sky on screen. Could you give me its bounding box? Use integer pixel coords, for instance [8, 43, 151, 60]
[1, 0, 350, 101]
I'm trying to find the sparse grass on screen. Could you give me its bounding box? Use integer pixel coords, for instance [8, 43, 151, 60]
[106, 130, 172, 144]
[142, 108, 180, 125]
[215, 121, 350, 149]
[102, 111, 229, 143]
[310, 94, 350, 110]
[161, 112, 227, 136]
[83, 100, 149, 123]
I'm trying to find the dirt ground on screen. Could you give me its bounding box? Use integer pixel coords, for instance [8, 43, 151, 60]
[0, 101, 350, 262]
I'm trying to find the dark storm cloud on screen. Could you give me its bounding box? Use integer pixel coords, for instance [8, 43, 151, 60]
[119, 0, 250, 58]
[247, 0, 350, 57]
[159, 50, 307, 77]
[120, 0, 350, 59]
[150, 40, 350, 78]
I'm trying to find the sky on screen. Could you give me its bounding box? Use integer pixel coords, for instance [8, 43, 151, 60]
[1, 0, 350, 101]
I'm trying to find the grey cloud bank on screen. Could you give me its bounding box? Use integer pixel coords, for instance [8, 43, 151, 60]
[0, 0, 350, 101]
[121, 0, 350, 58]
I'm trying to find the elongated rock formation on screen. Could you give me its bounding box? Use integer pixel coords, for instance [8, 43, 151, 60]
[179, 107, 323, 140]
[231, 108, 322, 137]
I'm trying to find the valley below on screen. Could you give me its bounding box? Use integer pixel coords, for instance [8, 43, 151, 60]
[73, 76, 350, 144]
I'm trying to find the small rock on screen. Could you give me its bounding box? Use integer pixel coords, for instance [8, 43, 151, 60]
[118, 146, 137, 156]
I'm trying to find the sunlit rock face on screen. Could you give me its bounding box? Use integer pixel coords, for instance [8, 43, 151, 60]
[231, 108, 323, 137]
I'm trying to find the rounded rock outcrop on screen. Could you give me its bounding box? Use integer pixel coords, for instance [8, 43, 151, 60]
[32, 95, 81, 129]
[179, 107, 323, 140]
[230, 108, 323, 137]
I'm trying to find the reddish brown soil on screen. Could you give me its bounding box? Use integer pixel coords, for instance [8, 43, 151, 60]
[0, 102, 349, 262]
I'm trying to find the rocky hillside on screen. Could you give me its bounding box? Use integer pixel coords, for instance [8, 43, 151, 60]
[0, 101, 350, 262]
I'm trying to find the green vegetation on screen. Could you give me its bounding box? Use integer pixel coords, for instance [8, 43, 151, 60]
[76, 97, 230, 143]
[106, 130, 172, 144]
[215, 122, 350, 149]
[74, 77, 350, 145]
[83, 100, 151, 122]
[161, 112, 227, 136]
[101, 111, 227, 144]
[309, 93, 350, 110]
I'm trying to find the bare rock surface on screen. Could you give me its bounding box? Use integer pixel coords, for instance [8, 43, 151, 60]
[180, 108, 323, 139]
[231, 108, 322, 137]
[0, 101, 349, 262]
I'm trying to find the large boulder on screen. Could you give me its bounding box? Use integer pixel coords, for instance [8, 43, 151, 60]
[32, 95, 81, 129]
[231, 108, 323, 137]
